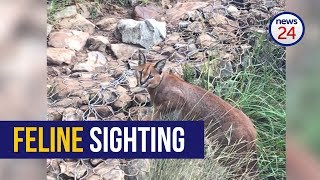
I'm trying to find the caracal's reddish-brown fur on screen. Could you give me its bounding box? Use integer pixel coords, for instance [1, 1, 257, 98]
[135, 51, 258, 178]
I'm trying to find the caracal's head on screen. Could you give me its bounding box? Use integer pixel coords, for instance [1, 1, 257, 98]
[135, 51, 166, 89]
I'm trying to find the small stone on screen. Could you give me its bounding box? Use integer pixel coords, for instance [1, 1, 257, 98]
[54, 6, 77, 20]
[62, 108, 83, 121]
[100, 89, 118, 105]
[165, 32, 183, 45]
[250, 9, 269, 21]
[227, 5, 240, 17]
[163, 61, 183, 76]
[182, 10, 203, 21]
[47, 24, 53, 36]
[152, 46, 161, 52]
[87, 174, 101, 180]
[73, 51, 107, 72]
[128, 0, 138, 6]
[112, 113, 127, 121]
[161, 46, 175, 56]
[187, 21, 204, 33]
[87, 35, 109, 52]
[197, 33, 218, 48]
[126, 75, 138, 88]
[110, 43, 139, 60]
[187, 43, 197, 51]
[134, 93, 150, 105]
[166, 2, 209, 25]
[58, 14, 95, 34]
[179, 21, 190, 29]
[128, 107, 151, 120]
[219, 61, 233, 78]
[47, 108, 64, 121]
[93, 106, 114, 119]
[124, 159, 151, 180]
[47, 47, 75, 65]
[48, 29, 90, 51]
[93, 160, 124, 179]
[113, 86, 131, 109]
[87, 51, 107, 65]
[133, 5, 162, 21]
[54, 97, 83, 108]
[96, 17, 117, 31]
[208, 13, 239, 31]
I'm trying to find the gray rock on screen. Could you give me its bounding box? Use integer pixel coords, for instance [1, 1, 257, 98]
[179, 21, 190, 29]
[48, 29, 90, 51]
[128, 107, 151, 120]
[249, 9, 269, 21]
[128, 0, 138, 6]
[73, 51, 107, 72]
[62, 108, 83, 121]
[58, 14, 95, 34]
[59, 161, 87, 179]
[227, 5, 240, 17]
[264, 0, 276, 8]
[116, 19, 166, 49]
[124, 159, 151, 180]
[93, 159, 124, 180]
[219, 61, 233, 78]
[47, 47, 75, 65]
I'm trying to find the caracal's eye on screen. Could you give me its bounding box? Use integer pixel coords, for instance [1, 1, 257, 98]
[149, 74, 154, 79]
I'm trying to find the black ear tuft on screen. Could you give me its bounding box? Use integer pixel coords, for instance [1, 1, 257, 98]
[154, 59, 167, 74]
[138, 50, 146, 65]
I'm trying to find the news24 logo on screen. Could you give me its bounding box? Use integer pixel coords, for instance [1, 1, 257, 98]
[269, 12, 305, 46]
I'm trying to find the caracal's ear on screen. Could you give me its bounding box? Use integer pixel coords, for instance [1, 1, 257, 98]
[138, 50, 146, 65]
[154, 59, 166, 74]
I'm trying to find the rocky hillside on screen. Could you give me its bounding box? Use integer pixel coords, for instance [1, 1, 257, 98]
[47, 0, 284, 179]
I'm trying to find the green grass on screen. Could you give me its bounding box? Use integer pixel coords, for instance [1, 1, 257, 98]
[47, 0, 73, 24]
[153, 35, 286, 179]
[47, 0, 104, 24]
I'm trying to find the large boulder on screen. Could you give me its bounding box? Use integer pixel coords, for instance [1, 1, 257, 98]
[116, 19, 166, 49]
